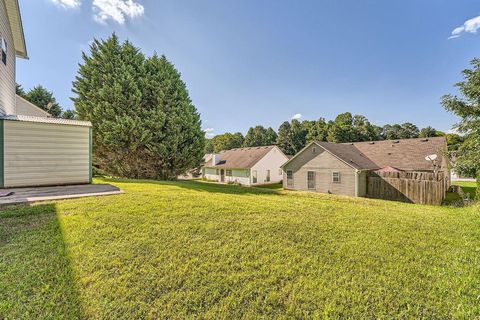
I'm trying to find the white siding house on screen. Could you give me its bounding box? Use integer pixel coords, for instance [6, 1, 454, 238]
[0, 0, 92, 188]
[203, 146, 289, 186]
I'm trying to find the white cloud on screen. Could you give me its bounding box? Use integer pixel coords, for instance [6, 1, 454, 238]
[50, 0, 81, 9]
[291, 113, 302, 120]
[92, 0, 144, 24]
[449, 15, 480, 39]
[204, 128, 215, 138]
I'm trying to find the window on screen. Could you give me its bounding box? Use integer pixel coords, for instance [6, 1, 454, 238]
[266, 170, 270, 182]
[332, 171, 341, 183]
[312, 147, 317, 154]
[252, 170, 257, 183]
[1, 38, 6, 65]
[286, 170, 293, 187]
[278, 168, 283, 176]
[226, 170, 232, 177]
[307, 171, 315, 189]
[216, 169, 219, 175]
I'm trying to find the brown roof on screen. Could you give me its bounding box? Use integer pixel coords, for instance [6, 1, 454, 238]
[315, 141, 379, 170]
[205, 146, 280, 169]
[309, 137, 447, 171]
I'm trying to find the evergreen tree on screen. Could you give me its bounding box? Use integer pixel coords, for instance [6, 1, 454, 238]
[62, 109, 76, 119]
[442, 58, 480, 180]
[25, 85, 63, 117]
[276, 120, 306, 155]
[16, 83, 26, 97]
[304, 118, 329, 143]
[204, 139, 214, 154]
[72, 34, 204, 179]
[243, 125, 275, 147]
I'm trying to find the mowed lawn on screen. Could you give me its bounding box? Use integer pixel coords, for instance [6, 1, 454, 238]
[1, 179, 480, 319]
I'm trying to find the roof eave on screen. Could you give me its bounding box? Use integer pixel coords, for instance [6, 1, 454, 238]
[5, 0, 28, 59]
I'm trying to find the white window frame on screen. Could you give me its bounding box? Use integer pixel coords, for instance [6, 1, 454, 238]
[266, 170, 271, 182]
[312, 147, 317, 154]
[286, 170, 293, 187]
[332, 171, 341, 183]
[252, 170, 258, 183]
[226, 170, 232, 177]
[307, 171, 316, 189]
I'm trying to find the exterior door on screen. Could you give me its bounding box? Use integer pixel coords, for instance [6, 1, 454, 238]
[220, 169, 225, 182]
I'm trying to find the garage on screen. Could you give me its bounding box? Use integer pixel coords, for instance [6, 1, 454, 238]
[0, 115, 92, 188]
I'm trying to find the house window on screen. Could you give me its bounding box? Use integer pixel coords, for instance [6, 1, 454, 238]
[307, 171, 315, 189]
[1, 38, 6, 65]
[332, 171, 341, 183]
[266, 170, 270, 182]
[286, 170, 293, 187]
[226, 170, 232, 177]
[252, 170, 257, 183]
[312, 147, 317, 154]
[216, 169, 219, 175]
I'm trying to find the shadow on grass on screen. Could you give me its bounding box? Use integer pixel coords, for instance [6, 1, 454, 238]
[100, 177, 284, 196]
[0, 203, 84, 318]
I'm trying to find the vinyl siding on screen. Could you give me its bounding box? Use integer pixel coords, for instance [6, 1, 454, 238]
[3, 120, 90, 187]
[251, 146, 288, 185]
[283, 143, 356, 197]
[204, 168, 251, 185]
[0, 0, 16, 115]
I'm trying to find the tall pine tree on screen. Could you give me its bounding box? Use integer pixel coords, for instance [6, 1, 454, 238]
[72, 34, 204, 179]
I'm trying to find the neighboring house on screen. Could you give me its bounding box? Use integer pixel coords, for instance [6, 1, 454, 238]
[15, 94, 51, 117]
[178, 154, 213, 180]
[203, 146, 289, 186]
[282, 137, 448, 198]
[0, 0, 92, 188]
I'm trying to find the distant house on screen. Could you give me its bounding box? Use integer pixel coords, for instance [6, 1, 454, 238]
[203, 146, 289, 186]
[282, 137, 449, 203]
[0, 0, 92, 188]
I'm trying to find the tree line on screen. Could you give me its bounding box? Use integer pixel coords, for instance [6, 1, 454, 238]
[205, 112, 459, 155]
[16, 84, 76, 119]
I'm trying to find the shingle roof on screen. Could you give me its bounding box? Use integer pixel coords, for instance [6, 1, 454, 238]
[205, 146, 279, 169]
[315, 141, 379, 170]
[348, 137, 447, 171]
[312, 137, 447, 171]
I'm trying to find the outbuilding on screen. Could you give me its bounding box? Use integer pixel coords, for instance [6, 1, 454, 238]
[0, 0, 92, 188]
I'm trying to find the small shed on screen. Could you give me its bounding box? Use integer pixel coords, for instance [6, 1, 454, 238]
[0, 115, 92, 188]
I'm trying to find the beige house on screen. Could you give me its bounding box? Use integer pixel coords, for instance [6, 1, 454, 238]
[0, 0, 92, 188]
[203, 145, 289, 186]
[282, 137, 448, 198]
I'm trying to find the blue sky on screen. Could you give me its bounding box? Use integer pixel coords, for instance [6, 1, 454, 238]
[16, 0, 480, 137]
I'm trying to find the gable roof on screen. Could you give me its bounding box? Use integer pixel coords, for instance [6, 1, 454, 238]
[15, 95, 50, 117]
[283, 137, 448, 171]
[3, 0, 27, 58]
[205, 145, 283, 169]
[315, 141, 379, 170]
[348, 137, 447, 171]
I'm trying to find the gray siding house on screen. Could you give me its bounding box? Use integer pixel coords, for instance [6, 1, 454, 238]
[0, 0, 92, 188]
[282, 137, 448, 198]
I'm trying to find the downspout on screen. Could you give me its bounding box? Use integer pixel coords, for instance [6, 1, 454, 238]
[354, 169, 360, 197]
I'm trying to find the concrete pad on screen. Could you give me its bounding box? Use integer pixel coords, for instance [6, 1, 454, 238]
[0, 184, 124, 205]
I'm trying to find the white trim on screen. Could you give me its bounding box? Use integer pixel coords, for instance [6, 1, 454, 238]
[281, 141, 359, 170]
[1, 114, 92, 127]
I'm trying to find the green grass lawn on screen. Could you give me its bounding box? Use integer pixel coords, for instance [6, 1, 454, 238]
[445, 181, 478, 205]
[1, 179, 480, 318]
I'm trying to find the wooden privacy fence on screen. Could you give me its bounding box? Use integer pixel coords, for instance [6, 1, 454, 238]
[366, 171, 450, 205]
